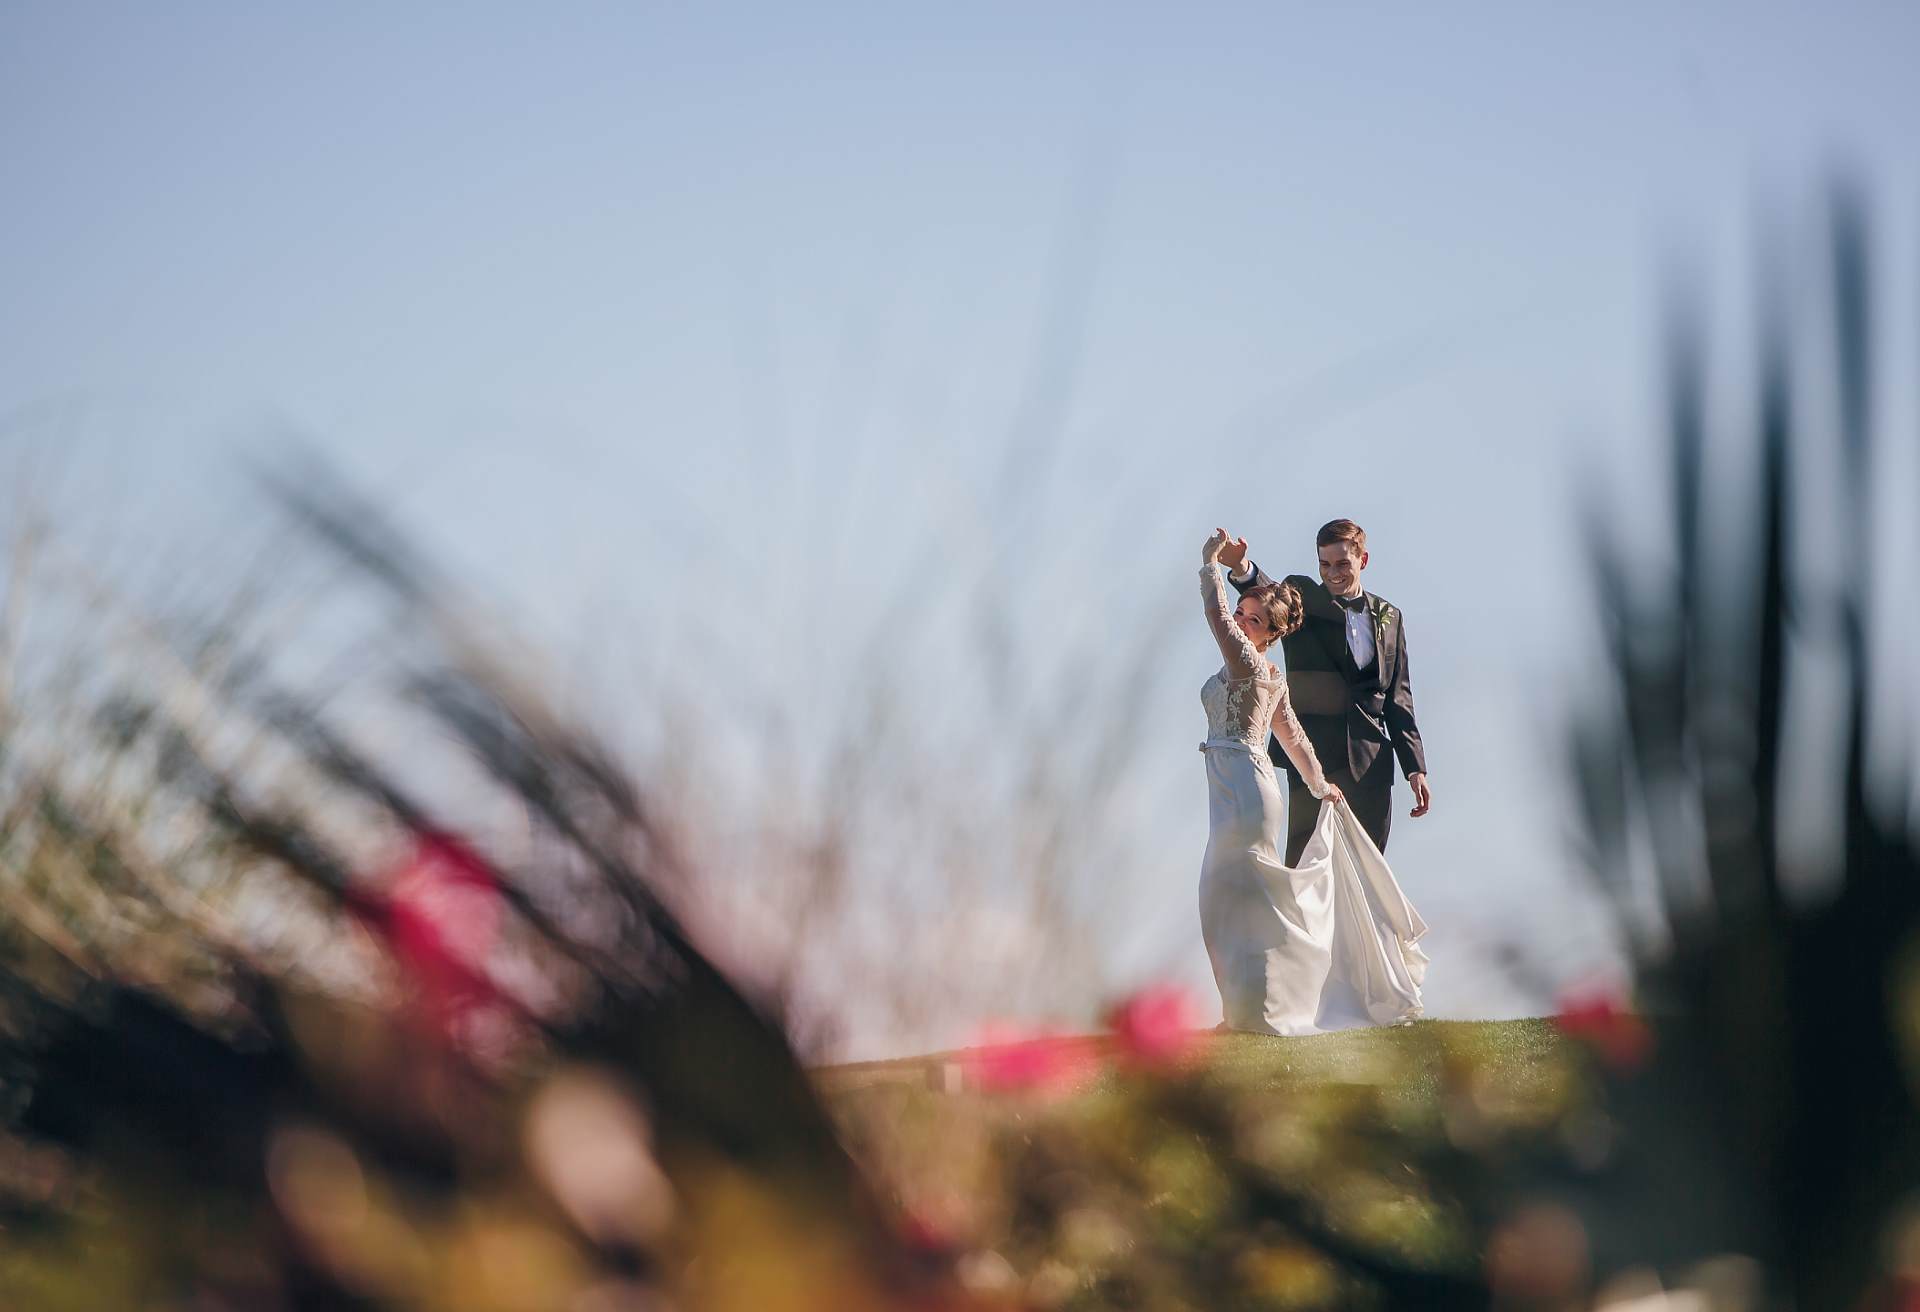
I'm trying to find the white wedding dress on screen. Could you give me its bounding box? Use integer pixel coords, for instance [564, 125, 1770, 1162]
[1197, 564, 1428, 1035]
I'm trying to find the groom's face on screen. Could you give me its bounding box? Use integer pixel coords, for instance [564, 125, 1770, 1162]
[1317, 541, 1367, 598]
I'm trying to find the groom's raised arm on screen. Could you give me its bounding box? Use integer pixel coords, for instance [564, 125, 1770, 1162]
[1226, 560, 1275, 595]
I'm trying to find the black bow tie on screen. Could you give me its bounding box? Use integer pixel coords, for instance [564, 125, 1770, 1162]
[1334, 593, 1367, 613]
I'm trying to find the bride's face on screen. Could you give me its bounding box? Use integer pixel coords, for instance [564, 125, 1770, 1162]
[1232, 599, 1273, 650]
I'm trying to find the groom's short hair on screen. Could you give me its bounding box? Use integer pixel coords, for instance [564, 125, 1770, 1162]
[1316, 519, 1366, 555]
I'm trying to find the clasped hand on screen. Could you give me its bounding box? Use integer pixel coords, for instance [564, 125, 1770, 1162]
[1204, 528, 1250, 571]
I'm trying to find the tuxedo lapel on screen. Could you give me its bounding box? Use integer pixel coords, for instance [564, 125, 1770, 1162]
[1369, 596, 1396, 689]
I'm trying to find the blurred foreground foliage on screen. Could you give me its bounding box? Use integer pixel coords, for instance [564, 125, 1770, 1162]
[0, 180, 1917, 1310]
[831, 1020, 1581, 1311]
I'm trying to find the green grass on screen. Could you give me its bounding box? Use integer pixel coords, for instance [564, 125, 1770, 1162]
[821, 1018, 1566, 1102]
[1196, 1018, 1564, 1093]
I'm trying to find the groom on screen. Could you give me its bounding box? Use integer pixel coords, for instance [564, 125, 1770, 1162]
[1225, 519, 1430, 863]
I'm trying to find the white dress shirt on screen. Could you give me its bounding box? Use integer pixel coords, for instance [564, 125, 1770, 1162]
[1339, 594, 1376, 669]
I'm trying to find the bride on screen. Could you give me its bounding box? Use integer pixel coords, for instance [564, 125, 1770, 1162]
[1197, 529, 1428, 1034]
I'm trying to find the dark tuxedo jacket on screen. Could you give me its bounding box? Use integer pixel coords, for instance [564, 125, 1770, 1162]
[1232, 564, 1426, 788]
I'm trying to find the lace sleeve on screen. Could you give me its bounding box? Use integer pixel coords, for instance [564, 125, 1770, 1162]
[1200, 564, 1262, 678]
[1270, 678, 1331, 798]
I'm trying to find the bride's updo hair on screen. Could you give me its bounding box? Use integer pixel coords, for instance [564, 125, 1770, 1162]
[1244, 581, 1305, 644]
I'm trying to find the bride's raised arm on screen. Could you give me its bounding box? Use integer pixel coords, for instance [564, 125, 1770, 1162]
[1200, 531, 1262, 679]
[1270, 683, 1334, 800]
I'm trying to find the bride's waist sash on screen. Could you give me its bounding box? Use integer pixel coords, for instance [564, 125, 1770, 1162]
[1198, 737, 1271, 759]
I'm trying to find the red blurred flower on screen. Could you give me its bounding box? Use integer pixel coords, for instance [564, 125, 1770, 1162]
[1105, 984, 1202, 1070]
[963, 1025, 1100, 1095]
[1553, 987, 1653, 1072]
[355, 830, 508, 1039]
[897, 1206, 962, 1259]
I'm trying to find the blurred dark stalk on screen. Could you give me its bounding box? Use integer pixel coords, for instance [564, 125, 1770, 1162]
[1568, 176, 1920, 1306]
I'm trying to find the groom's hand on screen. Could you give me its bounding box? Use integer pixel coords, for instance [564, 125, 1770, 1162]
[1408, 773, 1432, 818]
[1218, 536, 1249, 573]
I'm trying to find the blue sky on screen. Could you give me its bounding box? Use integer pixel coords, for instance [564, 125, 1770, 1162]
[5, 2, 1918, 1051]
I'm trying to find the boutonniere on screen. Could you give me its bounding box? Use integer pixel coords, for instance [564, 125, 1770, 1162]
[1374, 601, 1396, 627]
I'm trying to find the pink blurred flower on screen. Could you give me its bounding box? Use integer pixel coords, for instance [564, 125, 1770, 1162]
[389, 833, 499, 961]
[1104, 984, 1202, 1070]
[355, 830, 509, 1039]
[897, 1206, 961, 1259]
[1553, 986, 1653, 1073]
[963, 1025, 1100, 1095]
